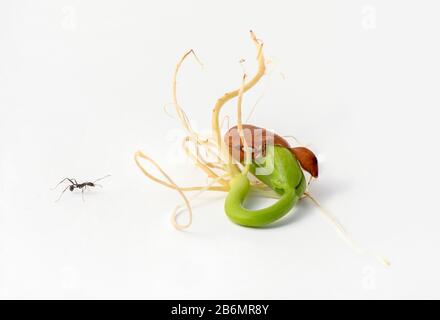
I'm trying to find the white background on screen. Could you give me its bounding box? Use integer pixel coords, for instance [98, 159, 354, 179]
[1, 0, 440, 299]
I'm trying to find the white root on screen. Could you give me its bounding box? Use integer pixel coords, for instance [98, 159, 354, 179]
[304, 192, 390, 267]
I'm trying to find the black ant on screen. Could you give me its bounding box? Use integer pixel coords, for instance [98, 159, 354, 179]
[52, 175, 111, 202]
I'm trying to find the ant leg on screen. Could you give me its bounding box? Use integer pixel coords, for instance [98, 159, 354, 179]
[55, 185, 70, 202]
[51, 178, 75, 190]
[81, 187, 86, 202]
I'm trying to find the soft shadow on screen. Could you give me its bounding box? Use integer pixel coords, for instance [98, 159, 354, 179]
[261, 201, 311, 229]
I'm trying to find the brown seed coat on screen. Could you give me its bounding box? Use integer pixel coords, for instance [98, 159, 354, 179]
[224, 124, 318, 177]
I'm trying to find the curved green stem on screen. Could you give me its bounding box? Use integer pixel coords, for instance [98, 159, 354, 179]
[225, 175, 300, 227]
[225, 145, 306, 227]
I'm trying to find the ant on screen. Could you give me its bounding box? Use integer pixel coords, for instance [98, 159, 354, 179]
[52, 175, 111, 202]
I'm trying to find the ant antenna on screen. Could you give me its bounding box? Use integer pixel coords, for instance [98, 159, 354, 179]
[93, 175, 111, 183]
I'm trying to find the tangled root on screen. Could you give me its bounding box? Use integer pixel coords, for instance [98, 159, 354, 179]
[134, 31, 389, 267]
[135, 31, 266, 229]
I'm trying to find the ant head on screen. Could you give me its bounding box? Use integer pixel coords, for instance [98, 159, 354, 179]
[69, 185, 75, 192]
